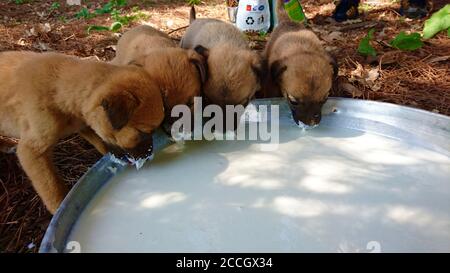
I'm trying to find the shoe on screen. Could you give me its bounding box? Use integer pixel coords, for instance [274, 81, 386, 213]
[332, 0, 361, 22]
[399, 0, 428, 19]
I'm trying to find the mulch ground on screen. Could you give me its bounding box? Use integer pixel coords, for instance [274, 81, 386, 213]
[0, 0, 449, 252]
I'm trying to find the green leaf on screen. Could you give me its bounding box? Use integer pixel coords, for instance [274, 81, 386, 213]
[95, 2, 113, 15]
[87, 25, 109, 34]
[114, 0, 128, 7]
[50, 2, 60, 10]
[423, 4, 450, 39]
[448, 28, 450, 37]
[109, 21, 123, 32]
[390, 32, 424, 51]
[187, 0, 201, 5]
[76, 7, 94, 19]
[358, 29, 377, 57]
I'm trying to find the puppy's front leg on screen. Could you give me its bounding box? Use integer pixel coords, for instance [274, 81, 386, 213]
[17, 141, 68, 214]
[80, 127, 108, 155]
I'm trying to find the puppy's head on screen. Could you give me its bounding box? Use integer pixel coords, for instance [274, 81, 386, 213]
[271, 52, 337, 126]
[89, 67, 165, 159]
[131, 47, 207, 124]
[202, 44, 263, 108]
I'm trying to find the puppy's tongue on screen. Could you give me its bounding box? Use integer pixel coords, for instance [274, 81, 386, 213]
[125, 154, 154, 171]
[109, 154, 153, 171]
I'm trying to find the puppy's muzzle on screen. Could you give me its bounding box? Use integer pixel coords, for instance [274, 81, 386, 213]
[107, 132, 154, 160]
[290, 105, 322, 126]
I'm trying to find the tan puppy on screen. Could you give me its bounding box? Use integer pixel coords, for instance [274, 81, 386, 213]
[112, 25, 207, 124]
[112, 25, 177, 65]
[0, 51, 165, 214]
[264, 0, 337, 126]
[181, 7, 264, 109]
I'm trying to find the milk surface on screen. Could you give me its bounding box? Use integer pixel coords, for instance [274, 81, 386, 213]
[68, 125, 450, 252]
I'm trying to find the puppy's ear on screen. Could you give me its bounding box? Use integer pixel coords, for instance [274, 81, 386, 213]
[248, 52, 266, 84]
[270, 59, 287, 84]
[188, 49, 208, 84]
[101, 91, 139, 130]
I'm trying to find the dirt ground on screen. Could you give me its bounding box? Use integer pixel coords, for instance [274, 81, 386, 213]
[0, 0, 449, 253]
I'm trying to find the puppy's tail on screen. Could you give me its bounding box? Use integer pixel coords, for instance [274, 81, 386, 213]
[189, 6, 196, 24]
[276, 0, 291, 23]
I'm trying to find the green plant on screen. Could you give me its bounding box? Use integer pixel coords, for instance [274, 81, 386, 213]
[85, 0, 148, 34]
[87, 25, 110, 34]
[58, 15, 67, 23]
[423, 4, 450, 39]
[75, 7, 95, 19]
[187, 0, 201, 5]
[358, 29, 377, 57]
[390, 32, 424, 51]
[95, 0, 128, 14]
[13, 0, 31, 4]
[49, 2, 61, 11]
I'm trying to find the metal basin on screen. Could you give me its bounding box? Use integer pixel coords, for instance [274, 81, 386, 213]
[40, 98, 450, 253]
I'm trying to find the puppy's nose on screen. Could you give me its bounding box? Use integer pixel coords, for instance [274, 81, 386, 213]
[127, 132, 154, 159]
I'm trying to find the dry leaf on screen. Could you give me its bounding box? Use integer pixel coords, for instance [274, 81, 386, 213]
[349, 63, 380, 91]
[322, 31, 344, 43]
[366, 68, 379, 83]
[379, 51, 400, 65]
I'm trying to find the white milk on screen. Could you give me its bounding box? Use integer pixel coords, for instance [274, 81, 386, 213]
[68, 125, 450, 252]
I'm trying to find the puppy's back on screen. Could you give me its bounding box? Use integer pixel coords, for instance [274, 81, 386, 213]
[265, 0, 307, 56]
[0, 52, 73, 95]
[113, 25, 176, 65]
[0, 52, 79, 137]
[181, 18, 247, 49]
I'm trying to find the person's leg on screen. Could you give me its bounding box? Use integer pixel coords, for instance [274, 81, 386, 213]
[332, 0, 429, 22]
[332, 0, 361, 22]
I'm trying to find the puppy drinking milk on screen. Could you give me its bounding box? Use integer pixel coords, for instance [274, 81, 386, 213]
[112, 25, 208, 125]
[181, 7, 264, 110]
[0, 51, 165, 214]
[264, 0, 338, 127]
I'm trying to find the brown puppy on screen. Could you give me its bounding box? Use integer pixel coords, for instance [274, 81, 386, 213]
[112, 25, 177, 65]
[0, 51, 165, 214]
[264, 0, 337, 126]
[181, 7, 263, 109]
[111, 25, 207, 124]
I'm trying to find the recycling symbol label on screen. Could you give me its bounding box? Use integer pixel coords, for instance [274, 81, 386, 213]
[245, 16, 255, 25]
